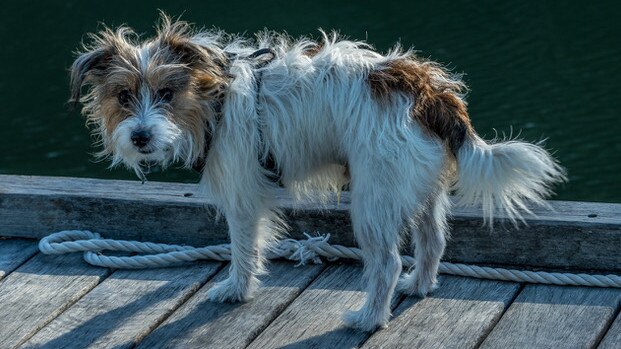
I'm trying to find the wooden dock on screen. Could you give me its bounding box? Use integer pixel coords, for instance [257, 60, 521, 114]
[1, 175, 620, 348]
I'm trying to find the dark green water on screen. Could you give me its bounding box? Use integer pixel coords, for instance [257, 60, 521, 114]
[1, 1, 619, 202]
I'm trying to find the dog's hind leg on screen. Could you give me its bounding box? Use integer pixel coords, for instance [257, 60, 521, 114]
[397, 188, 449, 296]
[342, 168, 405, 331]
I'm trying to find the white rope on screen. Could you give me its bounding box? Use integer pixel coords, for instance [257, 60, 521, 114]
[38, 230, 621, 288]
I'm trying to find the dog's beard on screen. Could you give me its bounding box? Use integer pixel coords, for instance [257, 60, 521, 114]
[105, 112, 196, 181]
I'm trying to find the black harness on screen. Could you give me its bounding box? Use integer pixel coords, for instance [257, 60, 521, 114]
[192, 48, 281, 182]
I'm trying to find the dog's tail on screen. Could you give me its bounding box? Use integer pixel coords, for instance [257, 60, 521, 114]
[454, 133, 566, 226]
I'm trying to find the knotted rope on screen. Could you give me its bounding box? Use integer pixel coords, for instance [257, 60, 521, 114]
[39, 230, 621, 288]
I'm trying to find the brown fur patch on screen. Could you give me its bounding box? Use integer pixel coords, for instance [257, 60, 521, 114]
[170, 90, 206, 154]
[96, 97, 129, 142]
[303, 43, 323, 57]
[367, 58, 474, 155]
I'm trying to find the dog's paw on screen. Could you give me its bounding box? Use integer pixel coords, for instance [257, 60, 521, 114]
[207, 277, 256, 303]
[342, 309, 388, 332]
[396, 272, 437, 297]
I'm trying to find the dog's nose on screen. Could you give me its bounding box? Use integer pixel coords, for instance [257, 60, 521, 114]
[131, 130, 151, 148]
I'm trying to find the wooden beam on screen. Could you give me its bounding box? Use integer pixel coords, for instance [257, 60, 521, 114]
[1, 175, 620, 270]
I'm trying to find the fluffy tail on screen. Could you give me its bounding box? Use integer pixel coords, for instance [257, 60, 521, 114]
[455, 135, 567, 226]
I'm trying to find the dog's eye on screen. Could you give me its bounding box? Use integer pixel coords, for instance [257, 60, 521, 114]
[118, 90, 132, 108]
[157, 88, 174, 103]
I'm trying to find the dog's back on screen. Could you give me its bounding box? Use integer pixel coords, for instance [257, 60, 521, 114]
[247, 33, 565, 224]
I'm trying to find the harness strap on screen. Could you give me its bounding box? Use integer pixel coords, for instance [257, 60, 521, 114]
[193, 48, 281, 183]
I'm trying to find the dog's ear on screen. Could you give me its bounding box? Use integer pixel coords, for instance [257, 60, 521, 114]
[69, 27, 136, 108]
[69, 46, 114, 106]
[156, 13, 228, 95]
[156, 14, 205, 65]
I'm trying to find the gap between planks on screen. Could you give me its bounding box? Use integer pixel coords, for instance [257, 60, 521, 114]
[17, 260, 326, 349]
[0, 253, 113, 348]
[0, 238, 40, 282]
[479, 284, 621, 349]
[136, 261, 327, 349]
[19, 262, 225, 349]
[598, 306, 621, 349]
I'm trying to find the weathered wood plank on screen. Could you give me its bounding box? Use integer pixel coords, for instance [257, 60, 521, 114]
[0, 238, 38, 281]
[0, 253, 110, 348]
[3, 175, 618, 225]
[596, 311, 621, 349]
[20, 262, 222, 349]
[1, 174, 620, 270]
[137, 261, 325, 349]
[0, 175, 231, 250]
[480, 285, 621, 349]
[361, 276, 521, 349]
[247, 264, 387, 349]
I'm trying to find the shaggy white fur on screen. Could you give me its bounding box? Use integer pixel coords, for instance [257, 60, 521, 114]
[70, 17, 566, 332]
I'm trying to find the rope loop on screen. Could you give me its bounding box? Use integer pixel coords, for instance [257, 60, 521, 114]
[38, 230, 621, 288]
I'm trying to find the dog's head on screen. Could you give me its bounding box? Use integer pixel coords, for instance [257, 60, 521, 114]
[70, 14, 228, 178]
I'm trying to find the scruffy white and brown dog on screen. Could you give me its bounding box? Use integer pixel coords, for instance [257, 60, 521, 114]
[70, 15, 565, 331]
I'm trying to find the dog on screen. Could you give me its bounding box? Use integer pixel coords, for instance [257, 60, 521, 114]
[69, 14, 566, 331]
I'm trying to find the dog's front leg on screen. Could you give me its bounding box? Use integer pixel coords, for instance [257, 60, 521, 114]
[208, 206, 269, 303]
